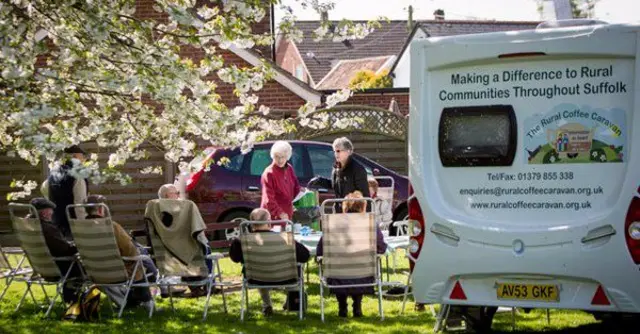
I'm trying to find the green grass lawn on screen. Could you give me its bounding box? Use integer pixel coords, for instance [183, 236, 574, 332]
[0, 254, 608, 333]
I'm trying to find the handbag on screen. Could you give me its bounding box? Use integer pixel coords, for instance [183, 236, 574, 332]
[63, 285, 101, 322]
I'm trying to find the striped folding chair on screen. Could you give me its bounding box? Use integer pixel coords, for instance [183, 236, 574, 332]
[318, 198, 385, 322]
[373, 176, 395, 231]
[66, 203, 154, 318]
[8, 203, 82, 317]
[0, 241, 33, 305]
[143, 200, 228, 321]
[239, 220, 305, 321]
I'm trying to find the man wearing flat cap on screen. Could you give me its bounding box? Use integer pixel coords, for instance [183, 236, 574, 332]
[41, 145, 89, 239]
[30, 197, 82, 303]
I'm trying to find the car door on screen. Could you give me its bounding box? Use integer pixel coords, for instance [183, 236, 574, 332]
[305, 144, 336, 203]
[241, 144, 307, 206]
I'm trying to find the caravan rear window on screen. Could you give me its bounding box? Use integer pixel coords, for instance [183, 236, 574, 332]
[439, 105, 517, 167]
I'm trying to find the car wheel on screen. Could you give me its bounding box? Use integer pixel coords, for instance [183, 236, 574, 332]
[219, 210, 250, 240]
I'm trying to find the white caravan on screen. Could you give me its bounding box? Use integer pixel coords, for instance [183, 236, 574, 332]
[408, 21, 640, 328]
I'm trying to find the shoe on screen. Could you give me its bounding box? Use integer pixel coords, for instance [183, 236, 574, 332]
[338, 308, 348, 318]
[160, 287, 187, 298]
[352, 305, 363, 318]
[415, 303, 426, 312]
[262, 305, 274, 317]
[141, 300, 155, 313]
[188, 286, 207, 298]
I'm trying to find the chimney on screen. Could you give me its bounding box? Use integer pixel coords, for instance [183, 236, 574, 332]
[320, 10, 329, 22]
[407, 5, 414, 31]
[433, 9, 445, 21]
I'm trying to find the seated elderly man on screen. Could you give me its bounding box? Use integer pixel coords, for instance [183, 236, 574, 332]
[158, 183, 180, 200]
[85, 195, 157, 310]
[29, 197, 83, 304]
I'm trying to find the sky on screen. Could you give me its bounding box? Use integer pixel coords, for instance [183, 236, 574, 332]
[275, 0, 638, 24]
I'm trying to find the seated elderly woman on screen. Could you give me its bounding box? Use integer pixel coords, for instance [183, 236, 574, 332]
[316, 191, 387, 318]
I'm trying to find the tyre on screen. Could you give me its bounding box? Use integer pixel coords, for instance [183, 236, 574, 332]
[217, 210, 250, 240]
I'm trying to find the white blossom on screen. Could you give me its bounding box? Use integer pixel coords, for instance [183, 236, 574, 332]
[0, 0, 370, 190]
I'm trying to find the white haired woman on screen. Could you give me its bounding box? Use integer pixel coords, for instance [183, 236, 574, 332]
[260, 140, 301, 224]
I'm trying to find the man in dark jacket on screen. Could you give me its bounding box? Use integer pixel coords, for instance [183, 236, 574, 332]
[331, 137, 371, 211]
[229, 208, 310, 316]
[42, 145, 89, 239]
[30, 197, 82, 303]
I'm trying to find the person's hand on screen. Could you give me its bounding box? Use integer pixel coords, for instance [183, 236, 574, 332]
[279, 213, 289, 220]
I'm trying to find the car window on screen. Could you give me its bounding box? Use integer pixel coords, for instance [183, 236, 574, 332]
[353, 156, 373, 176]
[220, 151, 245, 173]
[249, 146, 305, 178]
[308, 146, 335, 179]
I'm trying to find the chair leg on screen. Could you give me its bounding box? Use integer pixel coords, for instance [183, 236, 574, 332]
[434, 304, 449, 333]
[44, 287, 60, 318]
[298, 279, 304, 321]
[15, 281, 31, 312]
[378, 280, 384, 321]
[216, 260, 228, 314]
[203, 278, 213, 321]
[546, 308, 551, 325]
[240, 283, 247, 322]
[401, 273, 411, 314]
[320, 281, 325, 323]
[0, 282, 9, 303]
[168, 284, 175, 313]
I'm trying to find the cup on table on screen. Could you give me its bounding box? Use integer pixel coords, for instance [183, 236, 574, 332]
[272, 225, 282, 233]
[293, 223, 302, 233]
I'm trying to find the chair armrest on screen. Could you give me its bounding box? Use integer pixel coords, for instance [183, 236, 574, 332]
[122, 255, 152, 261]
[206, 252, 225, 260]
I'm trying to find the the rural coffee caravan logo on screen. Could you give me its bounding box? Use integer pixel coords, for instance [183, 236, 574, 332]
[524, 103, 626, 164]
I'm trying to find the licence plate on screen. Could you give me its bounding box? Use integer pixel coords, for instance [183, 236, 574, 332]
[496, 283, 559, 302]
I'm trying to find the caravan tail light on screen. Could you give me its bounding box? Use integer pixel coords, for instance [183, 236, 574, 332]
[624, 196, 640, 263]
[408, 183, 425, 272]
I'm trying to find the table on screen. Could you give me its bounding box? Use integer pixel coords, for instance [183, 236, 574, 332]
[294, 231, 409, 281]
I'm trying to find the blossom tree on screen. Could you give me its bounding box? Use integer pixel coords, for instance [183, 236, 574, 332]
[0, 0, 381, 199]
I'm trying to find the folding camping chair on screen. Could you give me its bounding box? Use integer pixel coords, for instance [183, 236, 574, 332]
[373, 176, 395, 231]
[9, 203, 82, 317]
[318, 198, 385, 322]
[67, 203, 155, 318]
[238, 219, 306, 321]
[144, 199, 228, 320]
[0, 242, 33, 304]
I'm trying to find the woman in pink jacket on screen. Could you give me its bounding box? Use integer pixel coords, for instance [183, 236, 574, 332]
[260, 141, 301, 224]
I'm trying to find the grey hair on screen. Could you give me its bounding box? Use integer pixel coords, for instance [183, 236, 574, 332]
[158, 184, 178, 199]
[332, 137, 353, 152]
[270, 141, 292, 160]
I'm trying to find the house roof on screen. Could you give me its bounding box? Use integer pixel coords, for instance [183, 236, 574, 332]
[294, 20, 412, 84]
[292, 19, 541, 84]
[315, 56, 394, 90]
[221, 41, 323, 104]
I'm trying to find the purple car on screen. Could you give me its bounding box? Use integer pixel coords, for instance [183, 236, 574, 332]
[181, 140, 408, 240]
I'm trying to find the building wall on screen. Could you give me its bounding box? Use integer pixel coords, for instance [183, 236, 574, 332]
[392, 29, 428, 88]
[275, 39, 310, 84]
